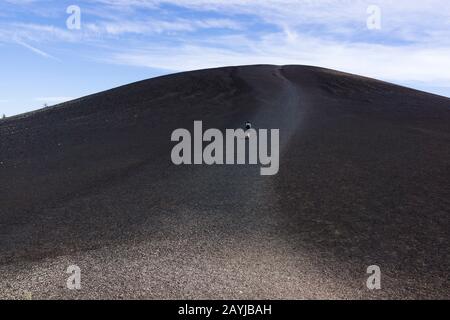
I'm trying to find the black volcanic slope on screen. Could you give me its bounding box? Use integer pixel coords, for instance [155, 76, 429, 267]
[0, 65, 449, 299]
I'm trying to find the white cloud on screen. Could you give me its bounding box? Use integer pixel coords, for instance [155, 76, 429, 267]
[84, 18, 242, 35]
[94, 0, 450, 90]
[4, 0, 38, 4]
[9, 23, 82, 42]
[109, 30, 450, 86]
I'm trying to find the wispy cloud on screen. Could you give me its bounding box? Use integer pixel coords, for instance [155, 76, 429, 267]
[110, 36, 450, 85]
[4, 0, 38, 4]
[85, 17, 242, 35]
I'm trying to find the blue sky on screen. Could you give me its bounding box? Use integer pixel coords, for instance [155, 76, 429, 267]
[1, 0, 450, 116]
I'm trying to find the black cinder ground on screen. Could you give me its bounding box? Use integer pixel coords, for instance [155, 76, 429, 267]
[0, 65, 449, 299]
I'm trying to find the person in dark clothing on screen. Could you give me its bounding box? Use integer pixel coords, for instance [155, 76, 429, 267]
[245, 121, 252, 130]
[245, 121, 252, 139]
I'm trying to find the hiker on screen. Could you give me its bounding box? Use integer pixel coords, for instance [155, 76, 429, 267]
[245, 121, 252, 139]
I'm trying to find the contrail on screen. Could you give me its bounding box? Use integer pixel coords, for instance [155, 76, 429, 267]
[14, 38, 59, 61]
